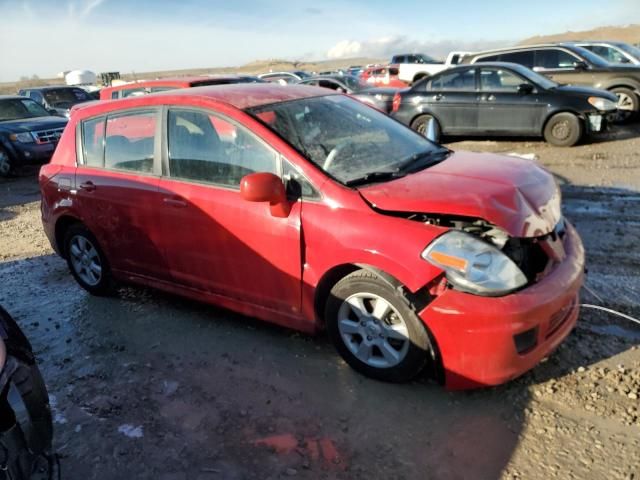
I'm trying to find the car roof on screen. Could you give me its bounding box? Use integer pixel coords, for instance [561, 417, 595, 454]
[470, 43, 585, 57]
[104, 75, 253, 90]
[0, 95, 30, 100]
[149, 83, 337, 109]
[21, 85, 82, 91]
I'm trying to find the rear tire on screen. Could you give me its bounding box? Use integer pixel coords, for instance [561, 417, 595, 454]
[326, 269, 432, 382]
[0, 147, 14, 177]
[63, 223, 115, 296]
[610, 87, 639, 123]
[410, 114, 441, 143]
[543, 113, 583, 147]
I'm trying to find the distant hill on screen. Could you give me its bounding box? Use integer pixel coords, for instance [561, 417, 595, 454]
[519, 24, 640, 45]
[0, 57, 386, 94]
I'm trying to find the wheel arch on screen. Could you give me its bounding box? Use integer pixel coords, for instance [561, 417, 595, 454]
[313, 263, 405, 328]
[54, 215, 83, 259]
[315, 263, 445, 383]
[541, 109, 585, 136]
[410, 111, 442, 130]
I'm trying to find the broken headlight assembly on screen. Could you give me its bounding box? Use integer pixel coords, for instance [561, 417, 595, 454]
[422, 230, 528, 296]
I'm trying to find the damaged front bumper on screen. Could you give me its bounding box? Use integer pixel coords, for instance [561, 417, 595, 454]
[586, 110, 617, 133]
[420, 221, 585, 390]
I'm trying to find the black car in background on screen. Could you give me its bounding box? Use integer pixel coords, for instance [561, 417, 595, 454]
[17, 85, 93, 118]
[462, 44, 640, 119]
[391, 62, 618, 146]
[296, 74, 402, 112]
[0, 96, 67, 176]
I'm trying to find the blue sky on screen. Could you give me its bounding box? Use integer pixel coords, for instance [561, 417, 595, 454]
[0, 0, 638, 82]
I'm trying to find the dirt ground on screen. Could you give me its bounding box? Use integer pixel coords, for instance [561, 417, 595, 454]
[1, 124, 639, 479]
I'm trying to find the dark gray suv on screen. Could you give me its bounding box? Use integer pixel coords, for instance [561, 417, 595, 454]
[462, 43, 640, 119]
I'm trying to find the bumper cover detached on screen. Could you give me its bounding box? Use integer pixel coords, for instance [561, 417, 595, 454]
[420, 223, 585, 390]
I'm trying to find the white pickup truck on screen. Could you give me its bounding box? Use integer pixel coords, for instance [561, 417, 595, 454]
[393, 51, 471, 84]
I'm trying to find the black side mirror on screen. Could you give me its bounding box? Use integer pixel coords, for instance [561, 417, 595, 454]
[573, 61, 588, 70]
[517, 83, 534, 94]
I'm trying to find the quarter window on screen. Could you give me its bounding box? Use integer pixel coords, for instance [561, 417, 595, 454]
[167, 109, 278, 187]
[104, 111, 156, 173]
[480, 68, 526, 91]
[82, 117, 106, 167]
[429, 69, 476, 90]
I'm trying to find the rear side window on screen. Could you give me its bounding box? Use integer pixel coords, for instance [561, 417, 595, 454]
[111, 91, 119, 100]
[429, 69, 476, 90]
[82, 117, 106, 167]
[480, 68, 526, 91]
[500, 51, 535, 68]
[104, 111, 156, 173]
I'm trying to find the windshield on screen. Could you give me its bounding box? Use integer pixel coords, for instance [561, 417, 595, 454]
[616, 42, 640, 59]
[340, 75, 368, 91]
[0, 98, 51, 121]
[570, 46, 612, 67]
[247, 95, 444, 185]
[43, 88, 91, 107]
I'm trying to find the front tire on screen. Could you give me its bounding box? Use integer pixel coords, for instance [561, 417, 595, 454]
[610, 87, 639, 123]
[64, 223, 115, 296]
[543, 112, 583, 147]
[410, 114, 441, 143]
[326, 270, 432, 382]
[0, 147, 14, 177]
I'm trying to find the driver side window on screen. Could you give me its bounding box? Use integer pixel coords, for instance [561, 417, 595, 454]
[167, 109, 278, 187]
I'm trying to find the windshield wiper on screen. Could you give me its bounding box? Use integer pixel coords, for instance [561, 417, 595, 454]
[345, 170, 406, 187]
[395, 148, 450, 173]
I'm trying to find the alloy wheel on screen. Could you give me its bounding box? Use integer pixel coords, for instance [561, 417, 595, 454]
[337, 292, 410, 368]
[616, 92, 635, 111]
[69, 235, 102, 286]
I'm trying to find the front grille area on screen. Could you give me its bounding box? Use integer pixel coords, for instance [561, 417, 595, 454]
[34, 127, 64, 144]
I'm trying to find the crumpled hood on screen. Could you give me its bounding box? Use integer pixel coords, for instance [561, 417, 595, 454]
[359, 151, 562, 238]
[0, 116, 68, 133]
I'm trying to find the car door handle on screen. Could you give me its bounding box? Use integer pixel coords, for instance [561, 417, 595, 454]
[79, 181, 96, 192]
[433, 94, 444, 101]
[163, 197, 188, 208]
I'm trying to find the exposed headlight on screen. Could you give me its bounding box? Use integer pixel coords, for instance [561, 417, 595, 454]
[588, 96, 617, 111]
[9, 132, 35, 143]
[422, 230, 527, 296]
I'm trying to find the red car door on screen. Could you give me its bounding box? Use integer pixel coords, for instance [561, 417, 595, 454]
[157, 108, 302, 314]
[74, 109, 169, 280]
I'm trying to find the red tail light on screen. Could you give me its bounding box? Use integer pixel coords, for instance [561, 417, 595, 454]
[391, 92, 401, 113]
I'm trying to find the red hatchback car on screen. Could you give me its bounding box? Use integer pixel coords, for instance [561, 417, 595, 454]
[39, 84, 585, 389]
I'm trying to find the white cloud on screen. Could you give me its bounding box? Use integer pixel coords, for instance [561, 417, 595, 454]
[326, 36, 510, 61]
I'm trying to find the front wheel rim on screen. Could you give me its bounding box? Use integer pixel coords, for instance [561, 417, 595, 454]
[69, 235, 102, 286]
[616, 92, 635, 111]
[337, 293, 410, 368]
[551, 120, 571, 141]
